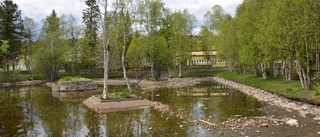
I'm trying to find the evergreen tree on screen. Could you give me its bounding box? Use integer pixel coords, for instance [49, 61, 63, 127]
[0, 0, 24, 70]
[82, 0, 101, 71]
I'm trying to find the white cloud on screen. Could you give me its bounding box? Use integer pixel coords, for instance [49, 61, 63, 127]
[11, 0, 243, 32]
[13, 0, 85, 31]
[163, 0, 243, 28]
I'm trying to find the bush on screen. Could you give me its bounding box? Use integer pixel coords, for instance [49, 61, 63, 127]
[0, 71, 20, 83]
[59, 75, 82, 81]
[314, 83, 320, 96]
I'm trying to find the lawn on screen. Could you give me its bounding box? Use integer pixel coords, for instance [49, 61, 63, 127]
[214, 69, 320, 105]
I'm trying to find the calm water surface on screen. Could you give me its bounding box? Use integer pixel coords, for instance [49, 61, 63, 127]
[0, 81, 263, 136]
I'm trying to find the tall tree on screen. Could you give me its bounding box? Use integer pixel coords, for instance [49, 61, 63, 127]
[23, 17, 37, 79]
[82, 0, 101, 72]
[169, 10, 193, 78]
[137, 0, 166, 80]
[116, 0, 134, 93]
[63, 14, 83, 74]
[216, 15, 239, 71]
[0, 0, 24, 70]
[99, 0, 112, 99]
[35, 10, 65, 81]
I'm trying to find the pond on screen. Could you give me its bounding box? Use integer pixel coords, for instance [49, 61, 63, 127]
[0, 81, 263, 136]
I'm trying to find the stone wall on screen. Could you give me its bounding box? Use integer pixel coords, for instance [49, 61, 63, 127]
[0, 80, 48, 87]
[52, 83, 98, 92]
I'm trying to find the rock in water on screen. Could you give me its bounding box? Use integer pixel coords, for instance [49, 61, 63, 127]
[285, 119, 299, 126]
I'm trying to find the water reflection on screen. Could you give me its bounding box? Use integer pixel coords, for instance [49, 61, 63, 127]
[0, 81, 263, 136]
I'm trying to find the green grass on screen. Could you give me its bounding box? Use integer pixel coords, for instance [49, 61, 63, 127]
[96, 90, 137, 100]
[214, 69, 320, 105]
[59, 75, 83, 81]
[183, 68, 215, 77]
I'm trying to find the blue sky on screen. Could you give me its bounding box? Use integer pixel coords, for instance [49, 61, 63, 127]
[11, 0, 243, 33]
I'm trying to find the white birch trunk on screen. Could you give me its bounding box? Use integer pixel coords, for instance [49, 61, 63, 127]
[102, 1, 109, 99]
[122, 32, 132, 93]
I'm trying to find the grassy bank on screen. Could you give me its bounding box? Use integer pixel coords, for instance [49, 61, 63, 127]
[214, 69, 320, 105]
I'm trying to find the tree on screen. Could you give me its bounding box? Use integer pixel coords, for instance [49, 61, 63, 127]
[0, 40, 9, 54]
[127, 36, 146, 93]
[117, 0, 133, 93]
[99, 0, 111, 99]
[0, 0, 24, 70]
[198, 26, 215, 62]
[35, 10, 65, 81]
[216, 15, 239, 71]
[137, 0, 166, 80]
[169, 10, 193, 77]
[82, 0, 101, 72]
[23, 17, 37, 79]
[63, 14, 83, 74]
[149, 36, 169, 80]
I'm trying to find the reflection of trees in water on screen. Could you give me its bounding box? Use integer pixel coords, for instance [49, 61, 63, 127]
[106, 113, 134, 136]
[0, 87, 42, 136]
[217, 90, 262, 120]
[0, 96, 27, 136]
[64, 102, 84, 137]
[85, 110, 103, 137]
[105, 110, 148, 136]
[33, 92, 68, 136]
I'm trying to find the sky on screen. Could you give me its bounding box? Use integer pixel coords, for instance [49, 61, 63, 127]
[11, 0, 243, 32]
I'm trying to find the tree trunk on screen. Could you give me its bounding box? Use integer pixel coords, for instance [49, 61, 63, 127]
[260, 62, 267, 79]
[167, 66, 171, 80]
[122, 32, 132, 93]
[102, 1, 109, 99]
[178, 62, 182, 78]
[296, 60, 311, 89]
[272, 61, 277, 77]
[151, 64, 154, 80]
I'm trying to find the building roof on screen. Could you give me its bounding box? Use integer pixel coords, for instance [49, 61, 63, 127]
[191, 51, 217, 56]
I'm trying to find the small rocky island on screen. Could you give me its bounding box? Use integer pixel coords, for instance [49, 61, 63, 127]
[52, 77, 98, 92]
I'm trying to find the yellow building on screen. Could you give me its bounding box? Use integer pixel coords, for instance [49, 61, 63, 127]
[187, 51, 227, 67]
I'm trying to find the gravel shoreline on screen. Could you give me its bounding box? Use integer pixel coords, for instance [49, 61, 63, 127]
[212, 76, 320, 121]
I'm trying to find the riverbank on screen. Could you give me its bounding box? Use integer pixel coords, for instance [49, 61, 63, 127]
[215, 70, 320, 105]
[0, 80, 48, 87]
[212, 76, 320, 118]
[93, 77, 320, 136]
[212, 76, 320, 136]
[93, 77, 320, 118]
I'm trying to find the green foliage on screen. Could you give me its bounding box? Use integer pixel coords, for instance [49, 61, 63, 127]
[215, 69, 317, 100]
[149, 36, 170, 80]
[59, 75, 82, 81]
[0, 40, 8, 53]
[183, 68, 214, 77]
[0, 71, 20, 83]
[81, 0, 101, 71]
[34, 10, 70, 82]
[314, 83, 320, 96]
[97, 90, 136, 99]
[0, 0, 24, 66]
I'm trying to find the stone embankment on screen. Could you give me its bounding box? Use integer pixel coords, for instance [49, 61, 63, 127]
[212, 76, 320, 120]
[0, 80, 48, 87]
